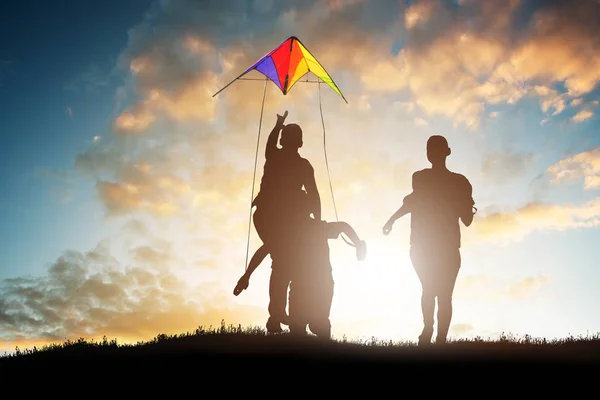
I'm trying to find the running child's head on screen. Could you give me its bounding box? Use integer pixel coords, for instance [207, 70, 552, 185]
[280, 123, 303, 150]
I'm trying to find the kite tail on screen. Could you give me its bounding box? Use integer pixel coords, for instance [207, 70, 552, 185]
[318, 80, 355, 248]
[245, 78, 268, 271]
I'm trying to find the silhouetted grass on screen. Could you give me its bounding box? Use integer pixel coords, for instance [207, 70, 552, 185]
[2, 320, 600, 370]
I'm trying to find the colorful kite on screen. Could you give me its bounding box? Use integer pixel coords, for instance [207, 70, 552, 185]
[213, 36, 347, 103]
[213, 37, 351, 271]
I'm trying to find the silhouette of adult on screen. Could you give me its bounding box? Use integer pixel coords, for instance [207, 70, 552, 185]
[383, 135, 476, 346]
[250, 111, 322, 333]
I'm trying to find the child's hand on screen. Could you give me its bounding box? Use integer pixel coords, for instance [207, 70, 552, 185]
[356, 240, 367, 261]
[382, 221, 393, 235]
[276, 110, 288, 127]
[233, 275, 250, 296]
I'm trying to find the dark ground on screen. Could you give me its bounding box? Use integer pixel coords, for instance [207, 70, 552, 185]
[2, 325, 599, 376]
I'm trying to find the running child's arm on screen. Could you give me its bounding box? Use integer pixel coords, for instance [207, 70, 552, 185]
[327, 221, 360, 244]
[233, 245, 269, 296]
[327, 221, 367, 261]
[265, 111, 288, 160]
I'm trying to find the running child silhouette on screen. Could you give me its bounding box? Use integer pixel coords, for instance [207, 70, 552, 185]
[235, 215, 367, 339]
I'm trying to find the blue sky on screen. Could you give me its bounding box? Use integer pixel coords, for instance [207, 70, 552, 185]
[1, 0, 600, 352]
[0, 1, 152, 278]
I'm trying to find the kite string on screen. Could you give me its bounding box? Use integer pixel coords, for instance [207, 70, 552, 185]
[245, 78, 268, 272]
[318, 80, 355, 248]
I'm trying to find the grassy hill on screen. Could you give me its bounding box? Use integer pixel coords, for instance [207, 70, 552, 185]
[2, 321, 600, 373]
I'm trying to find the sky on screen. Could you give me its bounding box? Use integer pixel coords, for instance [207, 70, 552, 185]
[1, 0, 600, 353]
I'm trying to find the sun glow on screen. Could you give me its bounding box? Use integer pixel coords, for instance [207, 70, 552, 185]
[327, 236, 423, 341]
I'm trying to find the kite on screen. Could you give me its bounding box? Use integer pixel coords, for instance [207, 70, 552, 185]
[212, 36, 348, 103]
[212, 36, 351, 270]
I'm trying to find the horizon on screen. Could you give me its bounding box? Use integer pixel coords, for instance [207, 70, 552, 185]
[1, 0, 600, 353]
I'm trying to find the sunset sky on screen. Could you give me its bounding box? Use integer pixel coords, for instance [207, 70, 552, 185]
[1, 0, 600, 353]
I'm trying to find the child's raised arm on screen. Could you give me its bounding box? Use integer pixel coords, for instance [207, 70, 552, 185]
[265, 111, 288, 160]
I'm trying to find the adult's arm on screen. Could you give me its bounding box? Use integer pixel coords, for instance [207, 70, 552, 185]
[304, 162, 322, 221]
[459, 177, 475, 227]
[383, 171, 420, 235]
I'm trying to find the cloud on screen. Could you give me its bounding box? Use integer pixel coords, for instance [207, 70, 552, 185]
[376, 0, 600, 129]
[65, 107, 73, 118]
[450, 323, 474, 335]
[113, 109, 156, 134]
[414, 117, 428, 127]
[572, 109, 594, 122]
[404, 0, 435, 30]
[468, 198, 600, 245]
[104, 0, 600, 137]
[481, 151, 535, 183]
[504, 274, 551, 300]
[547, 147, 600, 190]
[453, 274, 494, 300]
[507, 1, 600, 97]
[0, 228, 265, 349]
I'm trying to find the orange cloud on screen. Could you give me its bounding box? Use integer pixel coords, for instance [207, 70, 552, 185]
[449, 323, 474, 335]
[361, 0, 600, 129]
[572, 110, 594, 122]
[404, 0, 435, 30]
[106, 0, 600, 137]
[468, 199, 600, 245]
[508, 4, 600, 97]
[113, 110, 156, 134]
[94, 160, 194, 218]
[505, 274, 551, 300]
[0, 225, 267, 351]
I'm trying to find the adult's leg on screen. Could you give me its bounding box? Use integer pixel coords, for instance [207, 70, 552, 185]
[267, 264, 291, 332]
[410, 246, 435, 345]
[287, 280, 308, 335]
[435, 248, 461, 344]
[255, 208, 293, 332]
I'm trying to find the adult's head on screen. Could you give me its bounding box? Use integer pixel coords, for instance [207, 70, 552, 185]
[280, 123, 303, 150]
[426, 135, 451, 166]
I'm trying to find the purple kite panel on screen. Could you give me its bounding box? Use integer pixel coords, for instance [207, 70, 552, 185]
[255, 56, 282, 91]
